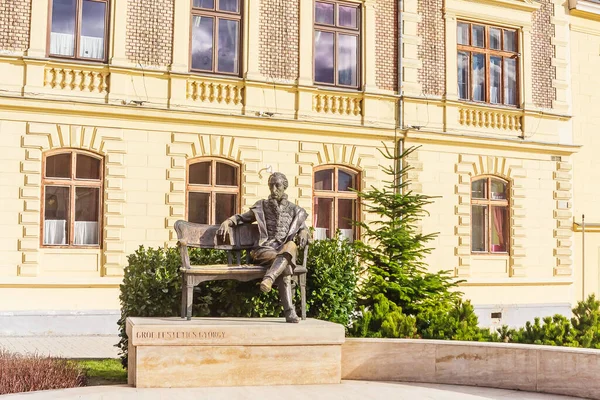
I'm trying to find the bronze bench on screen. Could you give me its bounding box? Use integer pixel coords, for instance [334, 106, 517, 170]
[174, 220, 308, 321]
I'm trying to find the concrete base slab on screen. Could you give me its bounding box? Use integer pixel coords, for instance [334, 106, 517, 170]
[126, 317, 345, 388]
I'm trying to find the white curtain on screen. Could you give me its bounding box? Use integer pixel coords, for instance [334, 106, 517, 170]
[313, 228, 328, 241]
[44, 220, 67, 245]
[79, 36, 104, 59]
[50, 32, 104, 59]
[74, 221, 99, 245]
[339, 229, 354, 242]
[50, 32, 74, 57]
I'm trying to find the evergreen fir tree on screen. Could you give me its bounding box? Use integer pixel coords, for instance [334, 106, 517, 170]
[353, 144, 462, 317]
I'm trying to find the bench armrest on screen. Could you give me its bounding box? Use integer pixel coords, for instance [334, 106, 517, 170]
[178, 241, 191, 269]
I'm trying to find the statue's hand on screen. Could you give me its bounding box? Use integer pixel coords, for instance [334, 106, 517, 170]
[297, 229, 310, 248]
[217, 219, 233, 241]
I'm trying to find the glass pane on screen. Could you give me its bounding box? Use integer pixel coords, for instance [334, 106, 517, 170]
[216, 162, 237, 186]
[490, 56, 502, 104]
[472, 25, 484, 47]
[491, 179, 507, 200]
[491, 206, 509, 253]
[315, 2, 334, 25]
[503, 30, 517, 52]
[193, 0, 214, 9]
[79, 0, 106, 60]
[338, 5, 358, 29]
[217, 19, 239, 74]
[74, 187, 99, 245]
[338, 170, 355, 191]
[215, 193, 236, 224]
[76, 154, 101, 180]
[504, 58, 517, 106]
[471, 205, 487, 252]
[457, 51, 469, 100]
[188, 192, 210, 224]
[314, 31, 335, 84]
[472, 53, 485, 102]
[471, 179, 487, 199]
[46, 153, 72, 178]
[50, 0, 76, 57]
[314, 169, 333, 191]
[338, 34, 358, 87]
[44, 186, 69, 245]
[457, 22, 469, 45]
[338, 198, 355, 242]
[218, 0, 238, 12]
[490, 28, 501, 50]
[313, 197, 333, 239]
[191, 16, 214, 71]
[189, 162, 211, 185]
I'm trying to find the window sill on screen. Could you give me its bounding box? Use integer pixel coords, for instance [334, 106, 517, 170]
[457, 99, 521, 111]
[47, 55, 108, 67]
[0, 276, 122, 287]
[459, 277, 573, 286]
[313, 84, 362, 94]
[188, 70, 243, 82]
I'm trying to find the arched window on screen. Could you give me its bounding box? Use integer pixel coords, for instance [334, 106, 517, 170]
[313, 166, 359, 241]
[42, 150, 103, 247]
[186, 158, 240, 225]
[471, 176, 509, 253]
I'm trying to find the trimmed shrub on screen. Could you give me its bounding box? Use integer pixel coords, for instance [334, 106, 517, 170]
[117, 237, 360, 368]
[0, 351, 85, 394]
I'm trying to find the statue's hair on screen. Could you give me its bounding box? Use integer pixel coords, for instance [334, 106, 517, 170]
[268, 172, 289, 189]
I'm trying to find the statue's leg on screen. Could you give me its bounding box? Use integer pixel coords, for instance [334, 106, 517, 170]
[260, 255, 290, 293]
[277, 275, 300, 323]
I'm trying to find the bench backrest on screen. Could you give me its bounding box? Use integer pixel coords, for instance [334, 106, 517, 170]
[174, 220, 260, 268]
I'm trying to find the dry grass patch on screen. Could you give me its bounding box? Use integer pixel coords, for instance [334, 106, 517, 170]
[0, 350, 85, 395]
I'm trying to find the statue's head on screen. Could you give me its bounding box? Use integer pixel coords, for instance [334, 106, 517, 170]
[268, 172, 288, 201]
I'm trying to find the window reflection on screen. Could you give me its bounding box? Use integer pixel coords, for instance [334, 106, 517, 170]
[314, 1, 360, 88]
[191, 16, 214, 71]
[315, 31, 335, 84]
[338, 34, 358, 87]
[217, 19, 239, 74]
[315, 2, 334, 25]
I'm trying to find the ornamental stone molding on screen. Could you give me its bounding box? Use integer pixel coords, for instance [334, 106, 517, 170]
[552, 159, 573, 276]
[19, 123, 126, 277]
[454, 154, 526, 277]
[166, 133, 260, 244]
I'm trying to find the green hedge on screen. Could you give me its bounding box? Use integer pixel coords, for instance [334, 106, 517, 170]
[117, 235, 359, 368]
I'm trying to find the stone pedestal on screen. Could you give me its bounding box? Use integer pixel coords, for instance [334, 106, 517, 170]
[126, 317, 345, 388]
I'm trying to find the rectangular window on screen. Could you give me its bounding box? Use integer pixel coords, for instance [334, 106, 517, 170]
[187, 159, 240, 225]
[313, 166, 359, 242]
[314, 1, 360, 89]
[42, 151, 103, 247]
[49, 0, 109, 61]
[456, 21, 519, 106]
[191, 0, 241, 75]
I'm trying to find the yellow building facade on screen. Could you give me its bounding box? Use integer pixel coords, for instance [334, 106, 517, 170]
[0, 0, 598, 334]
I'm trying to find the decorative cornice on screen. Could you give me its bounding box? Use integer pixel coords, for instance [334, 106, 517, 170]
[405, 130, 581, 155]
[569, 0, 600, 19]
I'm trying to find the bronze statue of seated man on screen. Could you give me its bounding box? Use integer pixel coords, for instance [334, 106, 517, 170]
[217, 172, 311, 323]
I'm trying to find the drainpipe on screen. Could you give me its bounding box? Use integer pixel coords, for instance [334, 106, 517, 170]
[397, 0, 404, 188]
[582, 214, 585, 300]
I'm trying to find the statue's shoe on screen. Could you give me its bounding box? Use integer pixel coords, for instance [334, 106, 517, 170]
[284, 309, 301, 323]
[259, 277, 273, 293]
